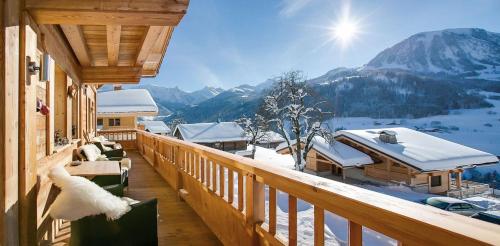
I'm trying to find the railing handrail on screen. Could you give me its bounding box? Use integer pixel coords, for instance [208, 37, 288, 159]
[134, 129, 499, 245]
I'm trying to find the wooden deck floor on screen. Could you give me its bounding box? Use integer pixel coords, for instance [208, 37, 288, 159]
[126, 151, 222, 246]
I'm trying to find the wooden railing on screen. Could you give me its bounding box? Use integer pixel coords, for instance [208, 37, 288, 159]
[129, 130, 499, 245]
[97, 129, 137, 149]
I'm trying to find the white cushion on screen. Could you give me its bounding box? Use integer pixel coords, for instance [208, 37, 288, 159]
[48, 166, 136, 221]
[80, 144, 101, 161]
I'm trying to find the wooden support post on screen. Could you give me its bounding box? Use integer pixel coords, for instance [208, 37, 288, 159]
[289, 195, 297, 246]
[228, 169, 233, 204]
[19, 13, 38, 246]
[1, 0, 20, 243]
[212, 161, 217, 192]
[314, 206, 325, 246]
[238, 172, 244, 211]
[456, 170, 462, 190]
[174, 146, 183, 192]
[219, 165, 224, 198]
[268, 187, 277, 235]
[349, 221, 362, 246]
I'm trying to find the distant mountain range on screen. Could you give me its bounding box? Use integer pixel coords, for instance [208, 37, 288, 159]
[109, 28, 500, 123]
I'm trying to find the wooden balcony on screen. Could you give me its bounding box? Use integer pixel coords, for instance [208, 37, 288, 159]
[96, 129, 500, 246]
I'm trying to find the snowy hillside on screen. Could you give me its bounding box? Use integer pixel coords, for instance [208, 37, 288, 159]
[366, 28, 500, 80]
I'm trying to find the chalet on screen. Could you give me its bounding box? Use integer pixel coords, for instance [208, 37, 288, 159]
[173, 122, 247, 152]
[0, 1, 498, 245]
[97, 88, 158, 130]
[254, 131, 286, 149]
[138, 120, 171, 135]
[336, 128, 499, 194]
[276, 136, 374, 179]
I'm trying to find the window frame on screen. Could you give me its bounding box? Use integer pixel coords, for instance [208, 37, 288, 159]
[109, 118, 121, 127]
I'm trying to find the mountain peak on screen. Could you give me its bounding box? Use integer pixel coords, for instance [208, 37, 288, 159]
[366, 28, 500, 80]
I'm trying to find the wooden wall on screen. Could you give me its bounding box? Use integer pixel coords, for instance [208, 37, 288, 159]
[98, 115, 137, 130]
[0, 0, 20, 244]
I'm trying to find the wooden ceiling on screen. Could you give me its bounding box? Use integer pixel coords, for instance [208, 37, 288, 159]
[25, 0, 188, 84]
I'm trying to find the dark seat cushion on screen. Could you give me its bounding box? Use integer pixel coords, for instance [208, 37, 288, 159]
[70, 199, 158, 246]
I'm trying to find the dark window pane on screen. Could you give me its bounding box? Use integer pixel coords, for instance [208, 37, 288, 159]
[431, 176, 441, 187]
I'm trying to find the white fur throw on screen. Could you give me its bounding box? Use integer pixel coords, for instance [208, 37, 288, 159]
[48, 166, 134, 221]
[92, 136, 108, 142]
[80, 144, 101, 161]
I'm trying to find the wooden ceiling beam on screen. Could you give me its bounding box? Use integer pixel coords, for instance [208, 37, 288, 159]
[106, 25, 121, 66]
[26, 0, 188, 26]
[135, 26, 165, 66]
[60, 25, 92, 66]
[81, 66, 142, 84]
[28, 9, 185, 26]
[142, 26, 174, 76]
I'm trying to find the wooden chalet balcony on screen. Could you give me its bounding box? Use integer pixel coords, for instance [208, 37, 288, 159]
[97, 129, 500, 246]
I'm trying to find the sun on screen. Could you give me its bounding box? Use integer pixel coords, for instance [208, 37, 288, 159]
[331, 18, 360, 47]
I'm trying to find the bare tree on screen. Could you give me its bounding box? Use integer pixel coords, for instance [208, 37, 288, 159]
[169, 118, 186, 135]
[262, 71, 331, 171]
[236, 114, 268, 159]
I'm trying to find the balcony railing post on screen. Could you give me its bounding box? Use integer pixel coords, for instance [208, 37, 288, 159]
[174, 145, 183, 193]
[245, 173, 265, 245]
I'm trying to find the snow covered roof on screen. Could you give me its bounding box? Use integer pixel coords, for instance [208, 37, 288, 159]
[139, 120, 171, 134]
[97, 89, 158, 116]
[174, 122, 246, 143]
[337, 127, 499, 171]
[276, 136, 374, 167]
[255, 131, 285, 144]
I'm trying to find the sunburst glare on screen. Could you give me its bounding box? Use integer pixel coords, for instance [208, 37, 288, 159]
[326, 3, 363, 49]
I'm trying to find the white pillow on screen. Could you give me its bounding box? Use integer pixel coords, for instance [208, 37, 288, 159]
[48, 166, 135, 221]
[81, 144, 101, 161]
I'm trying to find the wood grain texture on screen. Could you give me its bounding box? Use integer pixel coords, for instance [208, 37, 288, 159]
[60, 25, 91, 66]
[126, 151, 221, 246]
[106, 25, 121, 66]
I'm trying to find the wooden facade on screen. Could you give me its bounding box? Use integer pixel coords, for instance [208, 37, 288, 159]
[97, 115, 137, 130]
[0, 1, 188, 245]
[336, 136, 455, 194]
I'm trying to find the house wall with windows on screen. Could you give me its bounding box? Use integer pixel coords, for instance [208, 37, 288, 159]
[97, 116, 137, 130]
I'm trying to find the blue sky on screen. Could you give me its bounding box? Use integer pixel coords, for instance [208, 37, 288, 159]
[141, 0, 500, 91]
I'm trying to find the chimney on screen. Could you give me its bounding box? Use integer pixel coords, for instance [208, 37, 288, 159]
[379, 130, 397, 144]
[113, 84, 122, 91]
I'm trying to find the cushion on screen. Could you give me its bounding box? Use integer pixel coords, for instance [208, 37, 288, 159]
[80, 144, 101, 161]
[48, 166, 137, 221]
[92, 136, 107, 142]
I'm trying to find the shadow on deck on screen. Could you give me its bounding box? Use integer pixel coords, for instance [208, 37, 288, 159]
[126, 151, 222, 246]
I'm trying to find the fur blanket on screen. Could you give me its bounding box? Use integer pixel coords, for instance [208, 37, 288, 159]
[49, 166, 134, 221]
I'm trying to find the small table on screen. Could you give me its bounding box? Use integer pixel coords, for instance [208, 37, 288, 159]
[66, 161, 121, 177]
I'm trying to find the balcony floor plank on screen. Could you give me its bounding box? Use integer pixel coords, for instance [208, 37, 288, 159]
[126, 151, 222, 246]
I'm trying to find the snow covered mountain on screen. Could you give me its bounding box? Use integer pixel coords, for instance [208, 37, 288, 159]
[134, 84, 224, 106]
[366, 28, 500, 80]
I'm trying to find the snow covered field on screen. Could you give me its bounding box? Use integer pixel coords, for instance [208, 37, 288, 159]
[327, 91, 500, 156]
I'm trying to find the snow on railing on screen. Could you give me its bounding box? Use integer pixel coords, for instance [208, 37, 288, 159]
[127, 130, 499, 245]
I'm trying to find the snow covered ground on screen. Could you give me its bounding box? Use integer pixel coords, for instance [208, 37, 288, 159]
[326, 91, 500, 156]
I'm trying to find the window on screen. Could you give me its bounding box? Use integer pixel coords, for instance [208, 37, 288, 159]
[448, 204, 462, 211]
[430, 175, 442, 187]
[97, 119, 103, 126]
[460, 203, 473, 209]
[109, 118, 121, 127]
